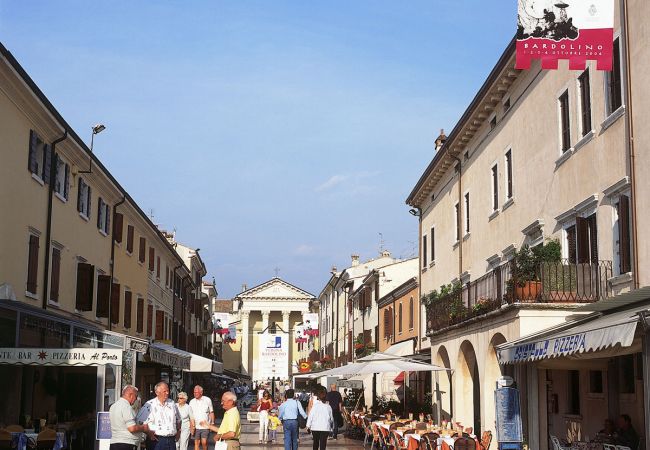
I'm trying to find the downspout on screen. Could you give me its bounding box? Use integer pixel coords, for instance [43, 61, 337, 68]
[415, 207, 423, 353]
[621, 0, 639, 289]
[107, 196, 126, 331]
[451, 155, 463, 281]
[42, 130, 68, 310]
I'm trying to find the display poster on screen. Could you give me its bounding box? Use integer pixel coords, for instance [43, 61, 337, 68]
[516, 0, 614, 70]
[258, 333, 289, 379]
[302, 313, 319, 336]
[213, 312, 230, 335]
[494, 387, 523, 443]
[294, 324, 307, 343]
[224, 324, 237, 344]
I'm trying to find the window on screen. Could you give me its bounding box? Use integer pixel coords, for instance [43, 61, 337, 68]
[50, 246, 61, 302]
[606, 38, 623, 115]
[578, 70, 592, 136]
[619, 355, 635, 393]
[165, 266, 170, 287]
[26, 233, 40, 295]
[147, 304, 154, 337]
[75, 262, 94, 311]
[430, 227, 435, 263]
[148, 247, 155, 272]
[490, 116, 497, 130]
[113, 213, 124, 243]
[54, 156, 70, 200]
[136, 297, 144, 333]
[454, 203, 460, 242]
[464, 192, 470, 234]
[589, 370, 603, 394]
[111, 282, 121, 325]
[28, 130, 50, 183]
[503, 98, 511, 112]
[616, 195, 632, 274]
[491, 164, 499, 211]
[77, 178, 92, 218]
[398, 303, 403, 333]
[408, 297, 414, 330]
[567, 370, 581, 414]
[96, 274, 111, 318]
[97, 198, 110, 235]
[139, 237, 146, 263]
[126, 225, 134, 253]
[422, 235, 428, 268]
[559, 90, 571, 152]
[156, 256, 161, 279]
[566, 213, 598, 264]
[124, 291, 132, 329]
[156, 310, 164, 340]
[383, 309, 390, 339]
[505, 150, 513, 200]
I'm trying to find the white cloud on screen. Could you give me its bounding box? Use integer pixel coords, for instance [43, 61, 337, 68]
[315, 174, 347, 192]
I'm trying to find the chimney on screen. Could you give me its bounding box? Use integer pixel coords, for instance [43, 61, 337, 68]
[351, 254, 360, 267]
[381, 250, 391, 258]
[435, 129, 447, 151]
[330, 266, 338, 274]
[241, 284, 248, 292]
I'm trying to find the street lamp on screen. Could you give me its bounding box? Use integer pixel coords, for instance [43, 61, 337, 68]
[79, 123, 106, 174]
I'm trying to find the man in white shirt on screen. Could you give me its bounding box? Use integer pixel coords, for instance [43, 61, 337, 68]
[135, 382, 181, 450]
[189, 385, 214, 450]
[109, 385, 149, 450]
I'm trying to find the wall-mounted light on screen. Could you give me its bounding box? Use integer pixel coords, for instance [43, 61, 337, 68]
[409, 208, 421, 217]
[79, 123, 106, 174]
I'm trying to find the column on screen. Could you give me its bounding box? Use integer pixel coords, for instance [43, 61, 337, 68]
[241, 311, 250, 375]
[283, 311, 292, 376]
[282, 311, 290, 335]
[262, 311, 270, 332]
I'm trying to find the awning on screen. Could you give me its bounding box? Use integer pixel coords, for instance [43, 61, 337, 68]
[384, 340, 414, 356]
[394, 371, 405, 384]
[149, 343, 222, 373]
[497, 302, 650, 365]
[0, 348, 122, 366]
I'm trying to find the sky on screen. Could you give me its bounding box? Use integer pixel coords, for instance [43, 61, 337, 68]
[0, 1, 516, 298]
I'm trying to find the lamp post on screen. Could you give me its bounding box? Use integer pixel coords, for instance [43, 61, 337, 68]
[79, 123, 106, 174]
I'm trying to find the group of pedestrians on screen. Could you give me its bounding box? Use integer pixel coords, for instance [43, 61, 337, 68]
[108, 382, 241, 450]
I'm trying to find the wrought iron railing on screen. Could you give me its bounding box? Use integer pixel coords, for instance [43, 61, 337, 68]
[425, 260, 613, 332]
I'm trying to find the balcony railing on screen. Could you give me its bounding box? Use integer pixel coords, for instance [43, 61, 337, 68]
[425, 260, 613, 332]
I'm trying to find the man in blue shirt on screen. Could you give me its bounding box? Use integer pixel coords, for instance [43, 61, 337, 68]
[278, 389, 307, 450]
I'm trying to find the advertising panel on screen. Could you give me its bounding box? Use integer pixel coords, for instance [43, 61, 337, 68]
[302, 313, 319, 336]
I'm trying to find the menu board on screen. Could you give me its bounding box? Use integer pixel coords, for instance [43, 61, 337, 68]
[494, 387, 523, 443]
[96, 412, 111, 440]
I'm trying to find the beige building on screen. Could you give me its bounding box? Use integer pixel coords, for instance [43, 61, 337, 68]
[406, 2, 644, 447]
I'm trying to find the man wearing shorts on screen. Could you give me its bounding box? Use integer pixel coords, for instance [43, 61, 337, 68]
[189, 385, 214, 450]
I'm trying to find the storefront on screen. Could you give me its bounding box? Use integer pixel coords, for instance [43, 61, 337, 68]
[497, 288, 650, 450]
[0, 300, 147, 448]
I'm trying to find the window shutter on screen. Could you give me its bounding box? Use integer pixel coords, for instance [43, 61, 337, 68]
[139, 237, 146, 263]
[147, 304, 154, 337]
[42, 144, 52, 184]
[113, 213, 124, 243]
[588, 214, 598, 263]
[384, 309, 390, 338]
[156, 310, 164, 340]
[576, 217, 590, 264]
[409, 298, 414, 329]
[149, 247, 155, 271]
[110, 282, 120, 324]
[75, 263, 95, 311]
[27, 234, 40, 294]
[619, 196, 631, 274]
[126, 225, 134, 253]
[124, 291, 132, 329]
[137, 297, 144, 333]
[567, 225, 577, 264]
[156, 256, 160, 278]
[97, 198, 103, 229]
[96, 275, 111, 318]
[87, 186, 92, 218]
[105, 204, 111, 234]
[28, 130, 37, 173]
[64, 163, 70, 199]
[50, 247, 61, 302]
[398, 303, 403, 333]
[364, 329, 371, 345]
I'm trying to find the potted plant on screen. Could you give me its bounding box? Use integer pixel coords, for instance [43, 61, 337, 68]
[508, 244, 542, 302]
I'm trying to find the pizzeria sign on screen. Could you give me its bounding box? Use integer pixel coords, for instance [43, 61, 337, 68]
[0, 348, 122, 366]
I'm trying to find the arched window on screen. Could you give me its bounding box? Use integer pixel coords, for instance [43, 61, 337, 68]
[409, 297, 414, 330]
[398, 303, 403, 333]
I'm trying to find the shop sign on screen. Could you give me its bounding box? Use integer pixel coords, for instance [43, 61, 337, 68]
[509, 332, 587, 362]
[516, 0, 614, 70]
[0, 348, 122, 366]
[149, 346, 191, 370]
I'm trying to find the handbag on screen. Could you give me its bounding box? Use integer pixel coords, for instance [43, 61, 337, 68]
[295, 400, 307, 429]
[214, 440, 228, 450]
[334, 410, 344, 428]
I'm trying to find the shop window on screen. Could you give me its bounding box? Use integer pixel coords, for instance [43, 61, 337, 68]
[567, 370, 580, 415]
[588, 370, 603, 394]
[619, 355, 635, 394]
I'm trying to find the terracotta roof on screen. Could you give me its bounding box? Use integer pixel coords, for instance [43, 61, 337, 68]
[213, 300, 233, 313]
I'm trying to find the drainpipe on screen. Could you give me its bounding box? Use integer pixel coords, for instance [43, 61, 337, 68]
[107, 196, 126, 331]
[41, 130, 68, 310]
[621, 0, 639, 290]
[451, 155, 463, 281]
[415, 207, 423, 353]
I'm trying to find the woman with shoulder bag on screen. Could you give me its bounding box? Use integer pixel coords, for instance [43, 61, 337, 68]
[306, 386, 334, 450]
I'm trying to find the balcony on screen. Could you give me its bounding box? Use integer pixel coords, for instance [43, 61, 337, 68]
[424, 260, 613, 332]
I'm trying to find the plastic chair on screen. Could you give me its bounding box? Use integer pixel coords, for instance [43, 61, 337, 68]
[480, 430, 492, 450]
[550, 435, 571, 450]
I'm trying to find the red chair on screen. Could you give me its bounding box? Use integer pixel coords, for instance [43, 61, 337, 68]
[480, 431, 492, 450]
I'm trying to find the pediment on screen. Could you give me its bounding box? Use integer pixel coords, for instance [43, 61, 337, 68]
[237, 278, 315, 301]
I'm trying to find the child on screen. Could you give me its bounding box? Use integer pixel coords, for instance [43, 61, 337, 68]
[268, 409, 282, 443]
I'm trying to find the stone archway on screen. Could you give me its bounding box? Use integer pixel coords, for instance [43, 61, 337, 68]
[457, 340, 481, 434]
[434, 346, 453, 422]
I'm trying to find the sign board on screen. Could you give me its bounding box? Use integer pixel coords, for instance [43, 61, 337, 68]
[336, 379, 364, 390]
[516, 0, 614, 70]
[302, 313, 318, 336]
[258, 333, 289, 379]
[0, 348, 122, 366]
[494, 387, 523, 443]
[294, 325, 307, 343]
[213, 313, 230, 335]
[149, 347, 191, 371]
[96, 411, 112, 440]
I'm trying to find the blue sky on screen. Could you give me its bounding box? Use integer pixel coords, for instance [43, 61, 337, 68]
[1, 1, 516, 298]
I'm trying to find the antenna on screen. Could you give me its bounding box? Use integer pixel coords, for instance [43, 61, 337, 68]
[379, 232, 385, 254]
[148, 209, 155, 222]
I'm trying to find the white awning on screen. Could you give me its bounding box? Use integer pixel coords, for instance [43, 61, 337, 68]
[497, 304, 649, 365]
[383, 340, 414, 356]
[149, 343, 222, 374]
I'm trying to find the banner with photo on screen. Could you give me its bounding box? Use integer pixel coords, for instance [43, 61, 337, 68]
[294, 325, 307, 343]
[213, 313, 230, 335]
[302, 313, 319, 336]
[516, 0, 614, 70]
[224, 324, 237, 344]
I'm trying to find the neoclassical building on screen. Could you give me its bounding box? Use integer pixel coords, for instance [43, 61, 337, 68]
[232, 278, 317, 382]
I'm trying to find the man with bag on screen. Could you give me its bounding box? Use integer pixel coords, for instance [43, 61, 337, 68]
[278, 389, 307, 450]
[199, 391, 240, 450]
[325, 384, 343, 440]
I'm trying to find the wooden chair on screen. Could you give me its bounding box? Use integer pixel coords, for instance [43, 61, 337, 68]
[454, 436, 476, 450]
[480, 430, 492, 450]
[36, 427, 57, 449]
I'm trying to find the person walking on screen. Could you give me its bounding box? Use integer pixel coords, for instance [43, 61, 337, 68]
[175, 392, 194, 450]
[307, 387, 333, 450]
[278, 389, 307, 450]
[109, 385, 149, 450]
[136, 382, 181, 450]
[325, 384, 343, 440]
[257, 390, 273, 444]
[200, 391, 241, 450]
[189, 386, 214, 450]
